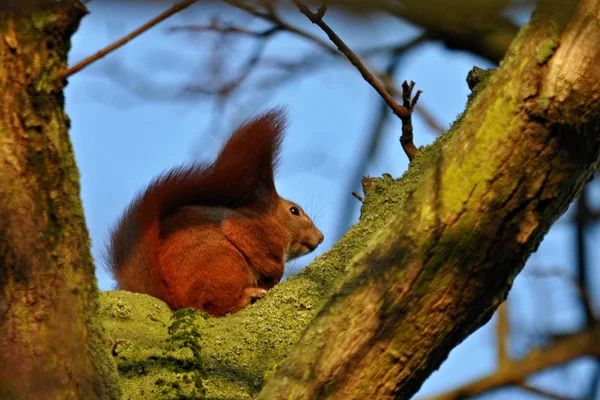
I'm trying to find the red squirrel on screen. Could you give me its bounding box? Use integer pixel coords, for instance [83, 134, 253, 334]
[106, 109, 324, 316]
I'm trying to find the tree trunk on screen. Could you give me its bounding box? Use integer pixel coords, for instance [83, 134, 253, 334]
[0, 2, 120, 398]
[257, 0, 600, 398]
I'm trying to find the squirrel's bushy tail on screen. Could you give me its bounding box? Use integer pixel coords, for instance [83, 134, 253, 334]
[105, 109, 287, 292]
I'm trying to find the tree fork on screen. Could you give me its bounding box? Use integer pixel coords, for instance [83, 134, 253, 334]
[257, 0, 600, 398]
[0, 2, 120, 398]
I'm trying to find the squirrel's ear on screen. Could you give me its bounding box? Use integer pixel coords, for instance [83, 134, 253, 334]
[213, 108, 288, 207]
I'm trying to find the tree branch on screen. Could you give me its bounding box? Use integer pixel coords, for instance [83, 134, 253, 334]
[325, 0, 521, 64]
[291, 0, 420, 161]
[222, 0, 338, 54]
[497, 302, 509, 370]
[335, 48, 409, 238]
[575, 187, 596, 325]
[61, 0, 198, 78]
[425, 324, 600, 400]
[291, 2, 403, 117]
[517, 383, 581, 400]
[169, 22, 279, 37]
[256, 0, 600, 398]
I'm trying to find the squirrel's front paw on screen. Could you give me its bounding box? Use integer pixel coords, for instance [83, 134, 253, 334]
[244, 287, 268, 304]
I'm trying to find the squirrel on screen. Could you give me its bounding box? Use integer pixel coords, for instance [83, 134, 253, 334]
[105, 109, 324, 316]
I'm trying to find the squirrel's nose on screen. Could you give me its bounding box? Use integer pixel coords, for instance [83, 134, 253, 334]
[318, 232, 324, 244]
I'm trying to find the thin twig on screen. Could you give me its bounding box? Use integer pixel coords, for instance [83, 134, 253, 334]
[222, 1, 445, 138]
[413, 101, 446, 135]
[222, 0, 337, 54]
[351, 192, 363, 202]
[184, 34, 272, 98]
[315, 4, 328, 20]
[525, 268, 598, 321]
[497, 302, 510, 370]
[61, 0, 198, 79]
[291, 0, 421, 161]
[575, 188, 596, 326]
[335, 49, 406, 239]
[291, 0, 404, 118]
[398, 81, 421, 160]
[170, 22, 280, 38]
[517, 383, 579, 400]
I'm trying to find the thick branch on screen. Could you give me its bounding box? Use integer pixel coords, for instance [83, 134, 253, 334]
[257, 0, 600, 398]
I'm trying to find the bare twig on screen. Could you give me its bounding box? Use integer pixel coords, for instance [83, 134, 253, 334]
[222, 1, 445, 138]
[399, 81, 421, 160]
[170, 23, 279, 37]
[263, 38, 428, 70]
[351, 192, 363, 202]
[222, 0, 338, 54]
[334, 46, 411, 238]
[412, 101, 446, 135]
[497, 302, 509, 370]
[183, 28, 275, 98]
[575, 188, 596, 326]
[291, 0, 404, 117]
[61, 0, 198, 79]
[525, 268, 598, 321]
[291, 0, 421, 161]
[517, 383, 580, 400]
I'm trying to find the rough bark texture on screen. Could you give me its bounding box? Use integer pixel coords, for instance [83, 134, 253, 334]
[98, 0, 600, 399]
[0, 2, 121, 399]
[257, 0, 600, 398]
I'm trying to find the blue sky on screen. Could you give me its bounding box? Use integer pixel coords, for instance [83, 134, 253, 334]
[65, 2, 599, 398]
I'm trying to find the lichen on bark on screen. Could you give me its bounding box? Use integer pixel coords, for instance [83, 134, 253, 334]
[99, 167, 412, 399]
[0, 2, 120, 398]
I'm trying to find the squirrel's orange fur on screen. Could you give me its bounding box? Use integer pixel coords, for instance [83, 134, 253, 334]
[106, 110, 323, 316]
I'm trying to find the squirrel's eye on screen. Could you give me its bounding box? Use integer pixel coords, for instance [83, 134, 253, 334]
[290, 206, 300, 216]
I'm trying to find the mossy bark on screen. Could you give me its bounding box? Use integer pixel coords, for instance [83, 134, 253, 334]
[0, 2, 121, 399]
[100, 1, 600, 399]
[258, 0, 600, 398]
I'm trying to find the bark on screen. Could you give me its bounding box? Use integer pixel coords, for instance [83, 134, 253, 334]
[100, 2, 600, 400]
[257, 0, 600, 398]
[386, 0, 519, 64]
[323, 0, 520, 64]
[0, 2, 120, 399]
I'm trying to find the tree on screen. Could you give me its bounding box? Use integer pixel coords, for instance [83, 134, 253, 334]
[1, 0, 599, 399]
[0, 1, 120, 399]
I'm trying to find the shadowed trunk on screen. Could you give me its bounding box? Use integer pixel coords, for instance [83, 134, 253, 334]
[0, 2, 120, 398]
